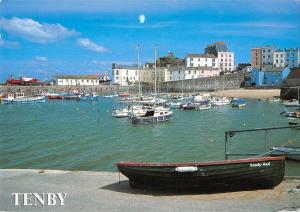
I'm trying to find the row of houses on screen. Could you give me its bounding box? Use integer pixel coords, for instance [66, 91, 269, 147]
[55, 74, 110, 86]
[113, 41, 235, 86]
[251, 45, 300, 69]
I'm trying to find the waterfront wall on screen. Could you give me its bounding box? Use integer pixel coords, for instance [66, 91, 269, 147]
[0, 73, 245, 95]
[0, 85, 139, 96]
[159, 73, 245, 93]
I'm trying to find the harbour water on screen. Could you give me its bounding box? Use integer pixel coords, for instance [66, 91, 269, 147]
[0, 97, 299, 175]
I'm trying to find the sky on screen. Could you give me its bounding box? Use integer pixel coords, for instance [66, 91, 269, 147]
[0, 0, 299, 82]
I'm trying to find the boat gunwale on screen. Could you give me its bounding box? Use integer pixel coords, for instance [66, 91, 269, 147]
[117, 156, 284, 167]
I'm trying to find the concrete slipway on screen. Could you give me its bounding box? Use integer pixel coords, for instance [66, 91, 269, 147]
[0, 169, 299, 211]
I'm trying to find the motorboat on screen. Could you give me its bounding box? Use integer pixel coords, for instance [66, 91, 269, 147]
[180, 102, 196, 110]
[210, 97, 231, 106]
[2, 93, 45, 104]
[130, 109, 173, 124]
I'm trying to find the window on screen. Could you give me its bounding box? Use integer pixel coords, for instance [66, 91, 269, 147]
[116, 70, 119, 75]
[179, 71, 181, 74]
[281, 54, 283, 58]
[268, 49, 270, 53]
[135, 71, 137, 76]
[263, 50, 265, 53]
[188, 71, 191, 74]
[268, 55, 270, 58]
[81, 80, 83, 82]
[126, 70, 128, 75]
[221, 54, 223, 57]
[205, 58, 207, 62]
[229, 54, 231, 57]
[87, 80, 89, 83]
[263, 56, 265, 59]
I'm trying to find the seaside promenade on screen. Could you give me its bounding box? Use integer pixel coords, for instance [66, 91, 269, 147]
[0, 169, 299, 211]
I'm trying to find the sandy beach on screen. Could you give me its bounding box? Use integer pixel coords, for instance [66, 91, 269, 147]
[167, 89, 281, 99]
[214, 89, 281, 99]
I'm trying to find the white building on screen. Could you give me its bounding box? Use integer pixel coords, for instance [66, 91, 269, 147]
[112, 64, 139, 86]
[273, 50, 286, 67]
[169, 67, 221, 81]
[186, 54, 218, 68]
[262, 45, 276, 67]
[56, 75, 99, 86]
[217, 51, 234, 72]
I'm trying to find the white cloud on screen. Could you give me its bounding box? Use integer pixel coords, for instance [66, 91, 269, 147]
[35, 56, 48, 62]
[77, 38, 107, 52]
[0, 17, 78, 43]
[139, 14, 145, 24]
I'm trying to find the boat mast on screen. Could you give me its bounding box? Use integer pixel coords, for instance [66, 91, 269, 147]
[154, 45, 157, 94]
[137, 44, 141, 96]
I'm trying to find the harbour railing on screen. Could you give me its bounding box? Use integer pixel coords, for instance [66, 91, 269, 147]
[225, 125, 300, 160]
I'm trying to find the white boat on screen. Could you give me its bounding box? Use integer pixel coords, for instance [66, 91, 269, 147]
[130, 109, 173, 124]
[2, 93, 45, 104]
[196, 103, 211, 110]
[283, 99, 300, 107]
[112, 108, 129, 118]
[210, 97, 230, 106]
[168, 102, 181, 109]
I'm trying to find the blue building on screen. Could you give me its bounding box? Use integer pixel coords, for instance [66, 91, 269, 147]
[250, 67, 291, 86]
[285, 48, 299, 68]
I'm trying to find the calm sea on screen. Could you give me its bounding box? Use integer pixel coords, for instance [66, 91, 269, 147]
[0, 98, 299, 175]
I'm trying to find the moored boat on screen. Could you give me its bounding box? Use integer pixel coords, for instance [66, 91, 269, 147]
[283, 99, 300, 107]
[231, 98, 246, 107]
[1, 93, 45, 104]
[117, 156, 285, 190]
[196, 103, 211, 110]
[180, 102, 196, 110]
[130, 109, 173, 124]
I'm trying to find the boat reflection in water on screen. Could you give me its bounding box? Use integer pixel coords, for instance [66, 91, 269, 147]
[117, 156, 285, 191]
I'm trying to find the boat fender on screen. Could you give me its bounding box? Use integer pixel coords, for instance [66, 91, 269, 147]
[175, 166, 198, 172]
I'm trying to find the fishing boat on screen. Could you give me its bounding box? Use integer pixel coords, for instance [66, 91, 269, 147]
[180, 102, 196, 110]
[117, 156, 285, 190]
[270, 146, 300, 161]
[231, 98, 246, 107]
[2, 93, 45, 104]
[130, 109, 173, 124]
